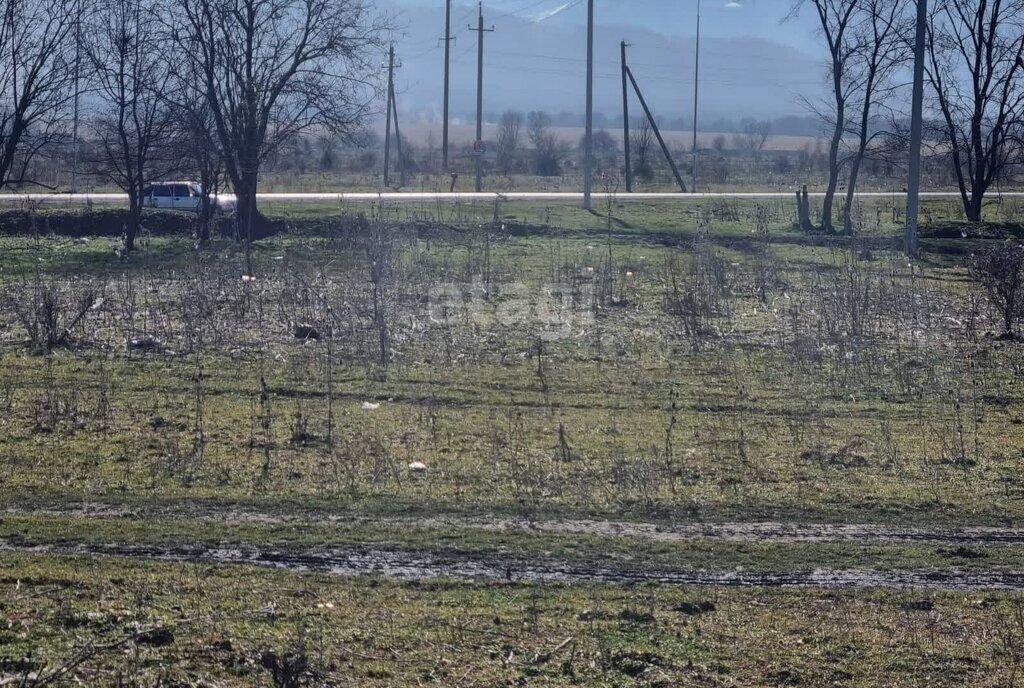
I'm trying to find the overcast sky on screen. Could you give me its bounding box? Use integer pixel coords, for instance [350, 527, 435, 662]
[385, 0, 821, 56]
[377, 0, 829, 123]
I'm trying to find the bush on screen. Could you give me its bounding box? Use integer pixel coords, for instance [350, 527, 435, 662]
[969, 242, 1024, 337]
[0, 208, 213, 238]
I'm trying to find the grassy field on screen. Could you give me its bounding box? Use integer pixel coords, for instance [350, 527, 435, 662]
[1, 209, 1021, 524]
[7, 551, 1024, 687]
[3, 201, 1024, 684]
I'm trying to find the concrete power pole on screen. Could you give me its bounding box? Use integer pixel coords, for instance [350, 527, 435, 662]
[384, 45, 395, 188]
[582, 0, 594, 209]
[469, 3, 494, 193]
[390, 55, 407, 188]
[905, 0, 927, 257]
[71, 0, 81, 193]
[691, 0, 700, 194]
[442, 0, 452, 172]
[621, 41, 632, 193]
[383, 45, 405, 188]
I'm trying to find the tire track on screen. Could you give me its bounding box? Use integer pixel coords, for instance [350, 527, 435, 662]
[6, 539, 1024, 591]
[9, 503, 1024, 548]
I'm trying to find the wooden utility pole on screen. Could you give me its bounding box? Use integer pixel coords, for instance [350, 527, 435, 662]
[621, 41, 632, 193]
[442, 0, 452, 172]
[625, 64, 688, 193]
[582, 0, 594, 209]
[691, 0, 700, 193]
[469, 3, 494, 193]
[905, 0, 927, 257]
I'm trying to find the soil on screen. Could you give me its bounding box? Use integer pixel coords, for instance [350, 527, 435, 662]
[7, 535, 1024, 591]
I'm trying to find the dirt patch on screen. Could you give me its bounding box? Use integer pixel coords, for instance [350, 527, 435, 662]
[12, 503, 1024, 548]
[7, 540, 1024, 591]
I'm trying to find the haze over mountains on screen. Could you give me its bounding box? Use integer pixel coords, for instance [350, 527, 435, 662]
[380, 0, 827, 130]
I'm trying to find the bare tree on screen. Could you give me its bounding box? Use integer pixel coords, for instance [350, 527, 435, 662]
[528, 110, 561, 176]
[176, 95, 224, 243]
[631, 116, 654, 181]
[841, 0, 907, 235]
[733, 119, 772, 154]
[582, 129, 618, 173]
[797, 0, 861, 233]
[174, 0, 385, 238]
[85, 0, 177, 252]
[970, 242, 1024, 337]
[925, 0, 1024, 222]
[0, 0, 78, 188]
[496, 110, 522, 176]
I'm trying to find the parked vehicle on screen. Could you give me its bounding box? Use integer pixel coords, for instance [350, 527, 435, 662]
[140, 181, 204, 211]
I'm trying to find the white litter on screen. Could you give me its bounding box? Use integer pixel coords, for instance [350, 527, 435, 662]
[361, 401, 380, 410]
[408, 461, 428, 472]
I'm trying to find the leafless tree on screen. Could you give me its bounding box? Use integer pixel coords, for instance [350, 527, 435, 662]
[841, 0, 908, 235]
[733, 119, 772, 154]
[925, 0, 1024, 222]
[528, 110, 561, 176]
[174, 0, 386, 237]
[496, 110, 522, 176]
[0, 0, 78, 189]
[970, 242, 1024, 337]
[168, 87, 224, 243]
[796, 0, 861, 233]
[583, 129, 619, 173]
[85, 0, 177, 252]
[631, 116, 654, 181]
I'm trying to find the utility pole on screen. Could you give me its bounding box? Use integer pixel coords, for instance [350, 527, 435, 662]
[905, 0, 927, 258]
[384, 45, 394, 188]
[469, 3, 494, 193]
[390, 53, 407, 188]
[582, 0, 594, 209]
[442, 0, 452, 172]
[621, 41, 632, 193]
[383, 45, 404, 188]
[625, 63, 688, 193]
[70, 0, 81, 193]
[691, 0, 700, 194]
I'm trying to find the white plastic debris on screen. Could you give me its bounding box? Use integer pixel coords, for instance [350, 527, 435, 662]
[361, 401, 380, 410]
[408, 461, 428, 473]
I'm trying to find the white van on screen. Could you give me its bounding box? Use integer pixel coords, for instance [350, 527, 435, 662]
[140, 181, 203, 211]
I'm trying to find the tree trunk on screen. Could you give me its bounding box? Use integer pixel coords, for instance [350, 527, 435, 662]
[197, 166, 215, 244]
[123, 200, 142, 252]
[822, 114, 843, 234]
[966, 191, 983, 222]
[843, 152, 864, 235]
[233, 172, 263, 243]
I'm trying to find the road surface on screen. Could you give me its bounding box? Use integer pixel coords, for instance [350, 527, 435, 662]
[0, 190, 1015, 206]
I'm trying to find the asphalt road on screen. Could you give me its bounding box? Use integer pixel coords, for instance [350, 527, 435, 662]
[0, 190, 1015, 205]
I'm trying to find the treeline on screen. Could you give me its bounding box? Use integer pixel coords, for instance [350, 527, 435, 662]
[0, 0, 386, 251]
[793, 0, 1024, 233]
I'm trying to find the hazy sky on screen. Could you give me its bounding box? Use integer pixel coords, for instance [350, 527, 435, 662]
[379, 0, 829, 122]
[387, 0, 822, 56]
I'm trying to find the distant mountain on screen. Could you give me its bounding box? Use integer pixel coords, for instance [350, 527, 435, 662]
[380, 0, 827, 126]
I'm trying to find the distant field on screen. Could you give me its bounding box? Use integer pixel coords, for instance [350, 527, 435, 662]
[382, 120, 821, 152]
